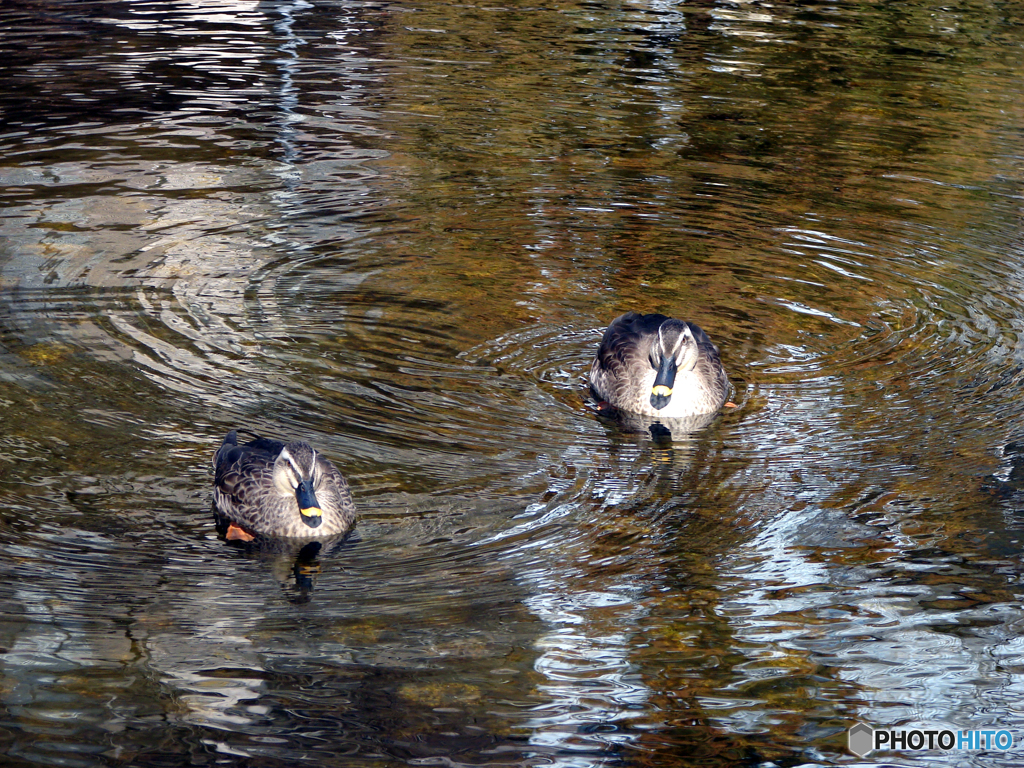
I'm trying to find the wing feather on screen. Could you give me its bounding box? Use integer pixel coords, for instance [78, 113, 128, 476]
[590, 312, 666, 404]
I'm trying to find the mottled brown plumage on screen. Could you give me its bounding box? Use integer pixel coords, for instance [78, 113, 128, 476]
[589, 312, 728, 418]
[212, 430, 356, 539]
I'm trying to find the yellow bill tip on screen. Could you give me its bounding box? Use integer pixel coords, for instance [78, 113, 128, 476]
[652, 385, 673, 397]
[300, 507, 323, 517]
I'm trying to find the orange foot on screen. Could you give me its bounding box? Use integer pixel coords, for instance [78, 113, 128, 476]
[225, 522, 255, 542]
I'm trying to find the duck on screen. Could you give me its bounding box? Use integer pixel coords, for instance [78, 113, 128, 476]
[589, 311, 729, 419]
[212, 430, 356, 541]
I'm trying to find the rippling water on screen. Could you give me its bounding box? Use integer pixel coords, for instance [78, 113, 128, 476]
[2, 0, 1024, 766]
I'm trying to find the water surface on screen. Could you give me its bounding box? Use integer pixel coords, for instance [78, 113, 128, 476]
[2, 0, 1024, 766]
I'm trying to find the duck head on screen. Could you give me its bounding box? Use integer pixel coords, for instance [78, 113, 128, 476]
[273, 442, 324, 529]
[648, 321, 699, 410]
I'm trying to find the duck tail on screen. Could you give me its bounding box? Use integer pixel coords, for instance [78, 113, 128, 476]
[214, 430, 238, 470]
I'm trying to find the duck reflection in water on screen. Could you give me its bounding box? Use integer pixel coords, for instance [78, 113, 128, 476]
[212, 429, 357, 601]
[588, 311, 732, 441]
[218, 533, 356, 604]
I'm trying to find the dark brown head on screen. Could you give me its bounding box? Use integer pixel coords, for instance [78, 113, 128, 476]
[272, 442, 324, 529]
[648, 321, 698, 410]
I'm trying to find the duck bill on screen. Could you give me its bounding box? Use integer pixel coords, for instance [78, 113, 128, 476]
[650, 356, 677, 410]
[296, 481, 323, 529]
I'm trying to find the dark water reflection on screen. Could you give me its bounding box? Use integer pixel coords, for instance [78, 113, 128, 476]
[2, 0, 1024, 765]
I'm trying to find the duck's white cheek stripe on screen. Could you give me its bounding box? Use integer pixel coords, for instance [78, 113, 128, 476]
[285, 455, 307, 481]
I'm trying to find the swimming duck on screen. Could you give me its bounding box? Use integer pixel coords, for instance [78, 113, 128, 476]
[212, 430, 356, 541]
[589, 311, 729, 418]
